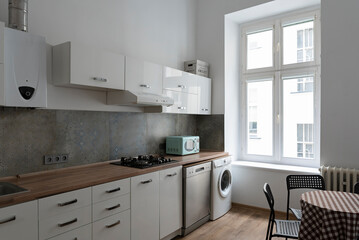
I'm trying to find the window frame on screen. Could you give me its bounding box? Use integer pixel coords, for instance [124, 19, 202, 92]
[240, 9, 321, 168]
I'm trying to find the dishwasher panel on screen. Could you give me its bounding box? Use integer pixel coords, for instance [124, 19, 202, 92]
[183, 162, 211, 236]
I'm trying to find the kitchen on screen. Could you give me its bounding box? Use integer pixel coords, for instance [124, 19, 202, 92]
[0, 0, 359, 240]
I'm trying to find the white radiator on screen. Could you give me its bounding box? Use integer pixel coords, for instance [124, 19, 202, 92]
[320, 166, 359, 193]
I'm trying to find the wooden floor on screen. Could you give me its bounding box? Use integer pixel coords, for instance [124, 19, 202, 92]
[176, 204, 287, 240]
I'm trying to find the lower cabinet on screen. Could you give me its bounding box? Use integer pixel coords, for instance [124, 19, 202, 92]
[47, 224, 92, 240]
[159, 166, 182, 239]
[93, 209, 131, 240]
[131, 171, 160, 240]
[0, 200, 38, 240]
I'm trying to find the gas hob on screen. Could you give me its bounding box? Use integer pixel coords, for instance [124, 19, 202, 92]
[111, 155, 177, 169]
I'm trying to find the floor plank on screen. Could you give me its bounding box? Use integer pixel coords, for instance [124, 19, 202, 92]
[176, 204, 289, 240]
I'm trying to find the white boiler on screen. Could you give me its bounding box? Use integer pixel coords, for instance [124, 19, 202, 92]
[0, 21, 47, 107]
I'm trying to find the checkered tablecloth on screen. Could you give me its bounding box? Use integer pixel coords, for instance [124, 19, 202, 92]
[299, 190, 359, 240]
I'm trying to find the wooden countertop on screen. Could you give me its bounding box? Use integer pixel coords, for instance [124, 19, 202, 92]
[0, 151, 228, 208]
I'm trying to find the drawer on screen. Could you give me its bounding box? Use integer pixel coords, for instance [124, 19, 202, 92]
[93, 194, 130, 221]
[93, 209, 130, 240]
[39, 205, 91, 240]
[47, 224, 91, 240]
[39, 187, 91, 219]
[0, 200, 38, 240]
[92, 178, 130, 203]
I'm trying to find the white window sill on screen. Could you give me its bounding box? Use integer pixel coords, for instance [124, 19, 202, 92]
[232, 160, 319, 174]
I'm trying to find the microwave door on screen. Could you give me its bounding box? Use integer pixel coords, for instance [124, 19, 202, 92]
[185, 139, 195, 151]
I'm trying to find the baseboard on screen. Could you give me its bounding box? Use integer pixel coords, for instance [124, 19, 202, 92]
[232, 202, 296, 219]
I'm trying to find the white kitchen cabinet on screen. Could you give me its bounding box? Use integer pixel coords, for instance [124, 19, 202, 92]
[162, 90, 198, 114]
[131, 171, 160, 240]
[197, 76, 212, 115]
[52, 41, 125, 90]
[163, 66, 198, 94]
[0, 200, 38, 240]
[159, 166, 182, 239]
[47, 224, 92, 240]
[92, 178, 130, 203]
[93, 209, 131, 240]
[125, 56, 163, 95]
[39, 187, 91, 219]
[92, 194, 130, 221]
[39, 205, 92, 240]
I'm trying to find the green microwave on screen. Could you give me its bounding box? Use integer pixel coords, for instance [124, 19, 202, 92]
[166, 136, 200, 155]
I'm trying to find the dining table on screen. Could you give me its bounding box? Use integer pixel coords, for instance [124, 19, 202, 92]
[299, 190, 359, 240]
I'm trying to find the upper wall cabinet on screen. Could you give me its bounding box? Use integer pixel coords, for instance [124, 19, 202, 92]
[163, 67, 198, 94]
[197, 76, 211, 114]
[52, 42, 125, 90]
[125, 56, 163, 95]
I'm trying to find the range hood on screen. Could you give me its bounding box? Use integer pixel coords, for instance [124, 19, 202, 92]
[107, 90, 174, 107]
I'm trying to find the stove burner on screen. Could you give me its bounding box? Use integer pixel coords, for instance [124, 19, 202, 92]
[111, 155, 176, 169]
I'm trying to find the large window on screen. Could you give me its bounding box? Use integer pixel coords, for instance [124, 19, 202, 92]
[241, 10, 320, 167]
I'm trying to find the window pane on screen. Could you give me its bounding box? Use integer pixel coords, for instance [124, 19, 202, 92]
[247, 80, 273, 155]
[247, 29, 273, 70]
[283, 76, 314, 159]
[283, 20, 314, 65]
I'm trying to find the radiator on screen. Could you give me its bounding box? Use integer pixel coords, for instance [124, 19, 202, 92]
[320, 166, 359, 193]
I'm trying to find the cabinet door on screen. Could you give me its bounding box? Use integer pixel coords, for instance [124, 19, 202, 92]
[131, 171, 159, 240]
[125, 56, 163, 95]
[160, 166, 182, 239]
[163, 90, 198, 114]
[0, 200, 38, 240]
[53, 42, 125, 90]
[92, 194, 130, 222]
[93, 209, 130, 240]
[163, 66, 198, 94]
[47, 224, 91, 240]
[197, 76, 212, 114]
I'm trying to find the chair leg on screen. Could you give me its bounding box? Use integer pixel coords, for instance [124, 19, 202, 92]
[269, 220, 275, 240]
[265, 216, 271, 240]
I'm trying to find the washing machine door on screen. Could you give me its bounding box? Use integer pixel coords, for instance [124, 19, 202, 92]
[218, 166, 232, 198]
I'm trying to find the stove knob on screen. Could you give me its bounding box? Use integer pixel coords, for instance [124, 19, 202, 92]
[158, 160, 163, 164]
[121, 157, 127, 161]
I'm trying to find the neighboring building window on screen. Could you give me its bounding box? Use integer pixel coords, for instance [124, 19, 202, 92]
[241, 10, 320, 167]
[297, 124, 314, 158]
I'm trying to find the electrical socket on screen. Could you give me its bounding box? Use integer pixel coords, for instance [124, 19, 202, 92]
[44, 154, 69, 165]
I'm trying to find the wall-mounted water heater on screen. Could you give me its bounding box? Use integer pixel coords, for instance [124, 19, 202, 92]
[0, 21, 47, 107]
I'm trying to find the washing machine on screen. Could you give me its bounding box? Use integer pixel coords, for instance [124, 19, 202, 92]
[210, 156, 232, 220]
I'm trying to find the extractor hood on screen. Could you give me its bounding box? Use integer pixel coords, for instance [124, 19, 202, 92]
[107, 90, 174, 107]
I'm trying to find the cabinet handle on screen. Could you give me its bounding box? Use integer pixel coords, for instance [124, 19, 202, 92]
[141, 179, 152, 184]
[140, 84, 151, 88]
[92, 77, 107, 82]
[106, 187, 121, 193]
[178, 84, 186, 89]
[106, 203, 121, 211]
[178, 107, 186, 110]
[58, 218, 78, 227]
[0, 216, 16, 225]
[167, 173, 177, 177]
[58, 199, 78, 207]
[106, 220, 121, 228]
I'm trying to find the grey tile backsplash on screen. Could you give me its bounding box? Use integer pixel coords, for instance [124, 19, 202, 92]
[0, 108, 224, 177]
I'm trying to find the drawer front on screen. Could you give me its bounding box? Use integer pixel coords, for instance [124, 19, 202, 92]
[92, 178, 130, 203]
[163, 66, 198, 94]
[39, 187, 91, 219]
[47, 224, 91, 240]
[93, 194, 130, 221]
[0, 200, 38, 240]
[39, 205, 92, 240]
[93, 209, 130, 240]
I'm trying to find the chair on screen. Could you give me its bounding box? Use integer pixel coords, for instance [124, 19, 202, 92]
[286, 175, 325, 220]
[263, 183, 300, 240]
[354, 182, 359, 194]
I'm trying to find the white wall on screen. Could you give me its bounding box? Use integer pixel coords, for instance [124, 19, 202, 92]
[321, 0, 359, 169]
[196, 0, 270, 114]
[0, 0, 197, 112]
[232, 164, 317, 212]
